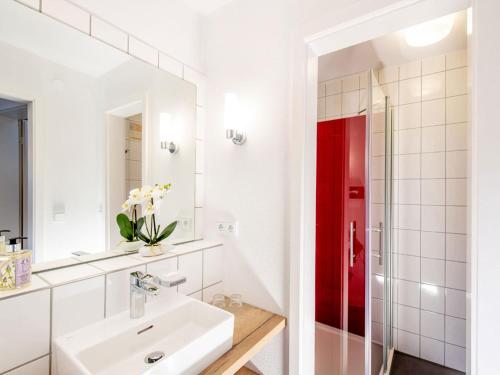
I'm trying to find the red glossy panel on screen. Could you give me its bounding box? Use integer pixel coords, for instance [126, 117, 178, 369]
[315, 116, 366, 337]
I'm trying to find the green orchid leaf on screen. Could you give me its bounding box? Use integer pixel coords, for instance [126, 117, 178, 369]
[156, 221, 178, 243]
[116, 213, 133, 241]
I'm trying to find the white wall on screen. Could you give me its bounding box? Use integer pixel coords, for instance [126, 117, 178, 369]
[203, 0, 291, 372]
[69, 0, 203, 71]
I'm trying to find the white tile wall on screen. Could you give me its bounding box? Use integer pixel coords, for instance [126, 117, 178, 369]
[178, 251, 203, 295]
[42, 0, 90, 33]
[91, 17, 128, 52]
[0, 290, 50, 373]
[4, 356, 49, 375]
[366, 50, 469, 371]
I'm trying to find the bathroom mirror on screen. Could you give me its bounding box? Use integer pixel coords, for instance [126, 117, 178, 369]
[0, 1, 197, 266]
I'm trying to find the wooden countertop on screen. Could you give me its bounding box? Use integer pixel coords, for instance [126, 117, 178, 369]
[201, 299, 286, 375]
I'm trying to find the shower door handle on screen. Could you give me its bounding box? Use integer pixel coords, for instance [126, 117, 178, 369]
[349, 221, 355, 268]
[370, 222, 384, 266]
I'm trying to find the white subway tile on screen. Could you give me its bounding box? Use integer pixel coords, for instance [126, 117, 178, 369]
[129, 37, 158, 66]
[399, 61, 421, 80]
[159, 53, 183, 78]
[325, 79, 341, 95]
[398, 329, 420, 357]
[422, 99, 445, 127]
[446, 95, 468, 124]
[422, 55, 445, 75]
[445, 343, 466, 372]
[341, 91, 359, 114]
[42, 0, 90, 33]
[446, 151, 467, 178]
[421, 152, 445, 179]
[398, 254, 420, 282]
[421, 258, 445, 286]
[379, 66, 399, 84]
[178, 251, 202, 295]
[381, 82, 399, 106]
[371, 156, 385, 179]
[446, 50, 468, 70]
[105, 265, 145, 316]
[203, 282, 224, 303]
[446, 123, 467, 151]
[445, 288, 466, 318]
[399, 77, 421, 104]
[203, 246, 223, 287]
[317, 97, 326, 119]
[421, 310, 444, 340]
[421, 205, 445, 232]
[421, 179, 445, 205]
[184, 67, 206, 107]
[398, 103, 421, 129]
[445, 316, 466, 347]
[399, 205, 421, 231]
[91, 17, 128, 51]
[399, 128, 421, 154]
[371, 180, 384, 204]
[342, 74, 360, 92]
[421, 284, 445, 314]
[420, 337, 445, 365]
[398, 229, 420, 256]
[399, 180, 420, 205]
[422, 126, 445, 153]
[372, 132, 385, 156]
[398, 279, 420, 308]
[446, 261, 467, 290]
[360, 71, 368, 89]
[0, 290, 50, 373]
[421, 231, 445, 259]
[398, 305, 420, 334]
[446, 179, 467, 206]
[4, 356, 49, 375]
[16, 0, 40, 10]
[446, 234, 467, 262]
[317, 82, 326, 98]
[446, 67, 468, 97]
[52, 276, 105, 338]
[189, 290, 202, 300]
[360, 89, 368, 111]
[422, 72, 445, 101]
[325, 94, 341, 117]
[446, 206, 467, 234]
[399, 154, 420, 179]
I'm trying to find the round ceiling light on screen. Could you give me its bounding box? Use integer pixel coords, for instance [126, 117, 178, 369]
[404, 14, 455, 47]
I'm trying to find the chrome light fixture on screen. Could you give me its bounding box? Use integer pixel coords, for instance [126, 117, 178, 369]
[224, 93, 246, 145]
[160, 112, 179, 153]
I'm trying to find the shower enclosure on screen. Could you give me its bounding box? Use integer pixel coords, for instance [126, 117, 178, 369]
[315, 70, 395, 374]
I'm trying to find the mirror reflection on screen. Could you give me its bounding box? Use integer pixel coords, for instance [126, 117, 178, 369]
[0, 1, 197, 264]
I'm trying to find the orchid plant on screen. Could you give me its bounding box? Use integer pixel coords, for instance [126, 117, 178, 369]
[116, 184, 177, 247]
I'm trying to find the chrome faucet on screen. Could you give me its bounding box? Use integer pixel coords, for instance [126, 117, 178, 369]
[129, 270, 187, 319]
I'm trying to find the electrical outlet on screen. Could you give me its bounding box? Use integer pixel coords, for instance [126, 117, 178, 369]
[216, 221, 237, 236]
[180, 217, 192, 232]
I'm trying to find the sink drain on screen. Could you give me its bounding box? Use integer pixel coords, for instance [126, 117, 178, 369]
[144, 351, 165, 364]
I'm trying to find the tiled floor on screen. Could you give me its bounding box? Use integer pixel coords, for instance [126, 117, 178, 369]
[390, 351, 465, 375]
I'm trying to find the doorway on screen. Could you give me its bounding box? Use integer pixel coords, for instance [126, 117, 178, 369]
[0, 97, 30, 250]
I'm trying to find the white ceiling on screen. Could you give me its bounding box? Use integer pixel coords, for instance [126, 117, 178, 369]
[180, 0, 235, 14]
[319, 10, 468, 82]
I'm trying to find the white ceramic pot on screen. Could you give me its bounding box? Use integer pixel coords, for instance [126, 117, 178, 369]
[116, 240, 143, 253]
[138, 244, 164, 257]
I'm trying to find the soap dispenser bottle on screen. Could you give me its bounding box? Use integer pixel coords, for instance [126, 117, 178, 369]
[0, 230, 10, 253]
[0, 237, 31, 290]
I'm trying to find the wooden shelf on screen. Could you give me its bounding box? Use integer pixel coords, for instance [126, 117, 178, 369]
[201, 299, 286, 375]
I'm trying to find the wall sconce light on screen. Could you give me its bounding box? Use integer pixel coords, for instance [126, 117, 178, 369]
[224, 93, 246, 145]
[160, 112, 179, 153]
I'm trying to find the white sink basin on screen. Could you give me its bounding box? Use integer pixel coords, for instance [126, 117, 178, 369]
[53, 293, 234, 375]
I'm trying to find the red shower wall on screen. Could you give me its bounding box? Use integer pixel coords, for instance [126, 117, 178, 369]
[315, 116, 366, 337]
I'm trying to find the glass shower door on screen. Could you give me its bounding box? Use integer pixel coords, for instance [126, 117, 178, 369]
[368, 69, 394, 375]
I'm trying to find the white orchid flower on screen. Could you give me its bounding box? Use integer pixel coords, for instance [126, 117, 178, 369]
[121, 200, 131, 212]
[128, 188, 144, 204]
[144, 202, 157, 216]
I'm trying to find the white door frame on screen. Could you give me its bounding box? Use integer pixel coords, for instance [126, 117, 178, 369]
[290, 0, 471, 373]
